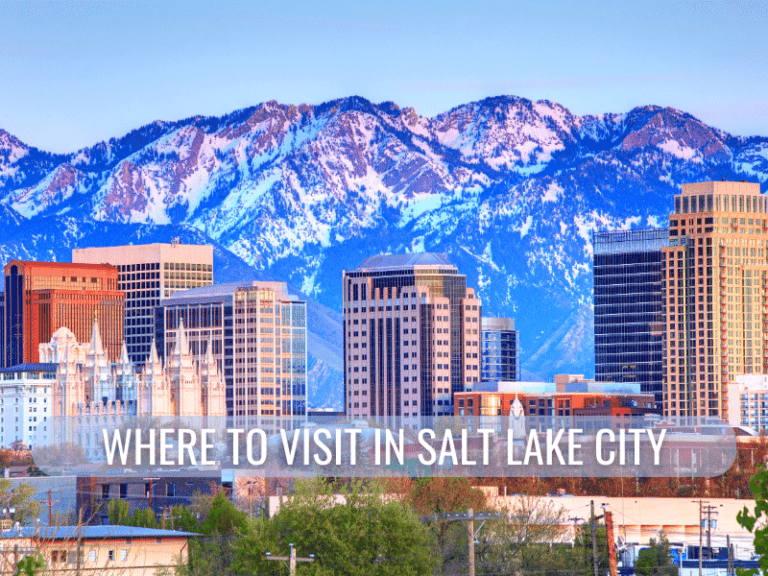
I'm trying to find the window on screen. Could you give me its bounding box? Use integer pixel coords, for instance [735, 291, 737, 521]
[108, 550, 115, 561]
[120, 549, 128, 561]
[89, 550, 96, 563]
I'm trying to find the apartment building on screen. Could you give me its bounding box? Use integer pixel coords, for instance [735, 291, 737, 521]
[342, 253, 482, 422]
[72, 242, 213, 364]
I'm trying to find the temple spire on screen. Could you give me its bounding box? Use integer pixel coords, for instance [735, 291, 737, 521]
[174, 318, 189, 356]
[89, 317, 104, 357]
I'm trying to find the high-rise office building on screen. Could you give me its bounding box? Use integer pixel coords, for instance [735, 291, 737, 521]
[155, 281, 307, 427]
[593, 228, 668, 408]
[662, 181, 768, 418]
[481, 317, 520, 382]
[342, 253, 482, 422]
[73, 243, 214, 363]
[2, 260, 123, 365]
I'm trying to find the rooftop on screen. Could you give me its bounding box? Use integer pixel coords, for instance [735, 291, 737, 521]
[0, 363, 57, 374]
[0, 526, 199, 540]
[4, 261, 117, 271]
[355, 253, 454, 271]
[162, 281, 293, 304]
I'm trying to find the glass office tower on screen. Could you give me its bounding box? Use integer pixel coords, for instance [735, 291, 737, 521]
[593, 227, 668, 408]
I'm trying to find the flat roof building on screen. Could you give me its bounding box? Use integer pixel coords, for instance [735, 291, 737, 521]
[73, 243, 214, 364]
[2, 260, 123, 366]
[663, 181, 767, 418]
[343, 253, 482, 423]
[481, 317, 519, 382]
[156, 281, 307, 428]
[593, 227, 668, 409]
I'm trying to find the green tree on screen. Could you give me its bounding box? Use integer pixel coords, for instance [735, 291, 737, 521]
[404, 477, 486, 574]
[0, 481, 42, 526]
[233, 478, 437, 576]
[201, 492, 247, 535]
[108, 499, 130, 525]
[15, 553, 44, 576]
[635, 533, 677, 576]
[737, 465, 768, 576]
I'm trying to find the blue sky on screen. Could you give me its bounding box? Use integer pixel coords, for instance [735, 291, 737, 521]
[1, 0, 766, 153]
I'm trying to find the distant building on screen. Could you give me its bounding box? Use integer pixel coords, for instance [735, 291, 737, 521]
[593, 227, 668, 409]
[663, 181, 768, 418]
[2, 260, 123, 366]
[72, 243, 214, 364]
[727, 374, 768, 433]
[156, 281, 307, 428]
[454, 379, 658, 431]
[76, 477, 221, 527]
[342, 253, 482, 422]
[0, 362, 55, 449]
[481, 317, 519, 382]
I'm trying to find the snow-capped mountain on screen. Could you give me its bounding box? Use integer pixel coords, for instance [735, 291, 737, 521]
[1, 95, 767, 409]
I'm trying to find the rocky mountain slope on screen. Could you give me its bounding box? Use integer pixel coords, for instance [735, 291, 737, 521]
[1, 95, 767, 408]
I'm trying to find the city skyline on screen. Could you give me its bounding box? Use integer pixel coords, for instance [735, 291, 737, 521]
[0, 1, 765, 152]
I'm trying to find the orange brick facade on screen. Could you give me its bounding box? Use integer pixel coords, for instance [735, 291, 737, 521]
[3, 260, 123, 364]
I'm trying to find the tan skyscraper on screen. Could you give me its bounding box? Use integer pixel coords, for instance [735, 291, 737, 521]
[343, 253, 482, 422]
[72, 242, 213, 363]
[663, 181, 767, 418]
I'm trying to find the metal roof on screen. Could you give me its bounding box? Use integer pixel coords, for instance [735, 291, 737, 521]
[0, 526, 199, 539]
[0, 363, 57, 374]
[355, 253, 454, 270]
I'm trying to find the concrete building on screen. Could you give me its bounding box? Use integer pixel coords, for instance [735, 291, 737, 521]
[481, 317, 519, 382]
[72, 242, 214, 364]
[342, 253, 482, 422]
[662, 181, 768, 418]
[0, 363, 55, 449]
[2, 260, 123, 366]
[726, 374, 768, 433]
[156, 281, 307, 428]
[593, 228, 668, 409]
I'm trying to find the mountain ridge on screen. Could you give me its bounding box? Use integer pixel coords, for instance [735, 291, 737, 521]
[1, 94, 767, 411]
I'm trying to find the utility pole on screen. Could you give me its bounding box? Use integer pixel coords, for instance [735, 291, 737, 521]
[605, 510, 618, 576]
[468, 508, 475, 576]
[703, 504, 718, 560]
[591, 500, 598, 576]
[694, 499, 707, 576]
[44, 490, 60, 526]
[568, 516, 582, 548]
[421, 509, 500, 576]
[266, 544, 314, 576]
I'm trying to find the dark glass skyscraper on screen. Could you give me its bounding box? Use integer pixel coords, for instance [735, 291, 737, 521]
[593, 228, 668, 408]
[481, 317, 519, 381]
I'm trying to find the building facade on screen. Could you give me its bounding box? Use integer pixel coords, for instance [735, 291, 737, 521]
[481, 317, 519, 382]
[593, 228, 668, 408]
[342, 253, 482, 422]
[72, 243, 214, 364]
[2, 260, 123, 366]
[0, 319, 226, 452]
[0, 362, 55, 449]
[662, 181, 768, 418]
[454, 379, 658, 432]
[726, 374, 768, 433]
[156, 281, 307, 427]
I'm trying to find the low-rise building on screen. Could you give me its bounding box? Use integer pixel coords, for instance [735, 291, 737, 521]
[0, 525, 196, 576]
[454, 379, 659, 431]
[727, 374, 768, 433]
